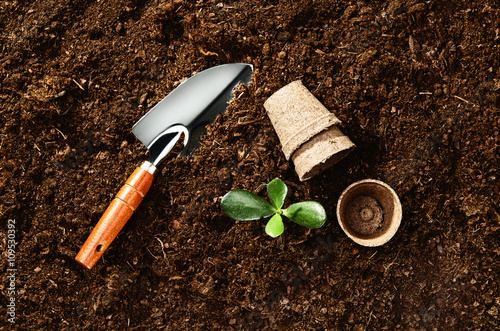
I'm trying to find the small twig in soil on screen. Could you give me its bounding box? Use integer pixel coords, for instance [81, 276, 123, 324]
[236, 118, 261, 126]
[472, 224, 482, 233]
[199, 47, 218, 57]
[254, 182, 267, 194]
[366, 310, 376, 330]
[288, 238, 307, 246]
[147, 246, 158, 260]
[383, 249, 401, 271]
[55, 128, 66, 139]
[169, 276, 183, 281]
[155, 237, 167, 260]
[313, 82, 323, 93]
[453, 94, 477, 107]
[72, 78, 85, 90]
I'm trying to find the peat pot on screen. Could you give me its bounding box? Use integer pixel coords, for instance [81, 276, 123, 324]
[336, 179, 402, 246]
[264, 80, 355, 181]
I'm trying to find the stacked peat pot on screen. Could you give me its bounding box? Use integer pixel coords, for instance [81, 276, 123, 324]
[264, 80, 355, 181]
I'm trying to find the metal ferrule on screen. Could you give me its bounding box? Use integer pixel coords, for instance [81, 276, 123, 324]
[140, 161, 158, 176]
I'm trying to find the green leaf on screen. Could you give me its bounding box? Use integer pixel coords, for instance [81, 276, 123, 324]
[267, 178, 287, 210]
[283, 201, 326, 229]
[221, 190, 276, 221]
[265, 213, 284, 238]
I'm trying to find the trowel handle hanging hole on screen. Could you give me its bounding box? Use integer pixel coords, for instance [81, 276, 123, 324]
[96, 244, 103, 252]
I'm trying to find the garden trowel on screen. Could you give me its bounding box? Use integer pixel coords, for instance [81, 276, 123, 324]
[76, 63, 253, 269]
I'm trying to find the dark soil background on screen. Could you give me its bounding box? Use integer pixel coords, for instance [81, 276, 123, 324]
[1, 0, 499, 330]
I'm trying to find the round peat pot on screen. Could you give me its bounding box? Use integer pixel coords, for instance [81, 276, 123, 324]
[336, 179, 402, 246]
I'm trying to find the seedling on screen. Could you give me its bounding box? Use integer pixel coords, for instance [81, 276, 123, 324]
[221, 178, 326, 237]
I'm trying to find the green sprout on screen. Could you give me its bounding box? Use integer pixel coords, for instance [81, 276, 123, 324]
[221, 178, 326, 237]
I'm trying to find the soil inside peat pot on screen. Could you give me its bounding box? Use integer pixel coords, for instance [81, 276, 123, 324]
[344, 195, 385, 236]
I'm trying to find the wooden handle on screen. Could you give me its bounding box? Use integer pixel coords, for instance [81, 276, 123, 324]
[75, 161, 156, 269]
